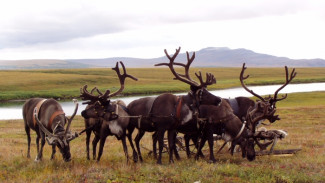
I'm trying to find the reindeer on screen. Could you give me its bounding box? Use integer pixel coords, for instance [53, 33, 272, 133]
[178, 63, 296, 156]
[80, 61, 138, 162]
[195, 95, 280, 162]
[23, 98, 79, 162]
[126, 47, 223, 164]
[228, 63, 297, 153]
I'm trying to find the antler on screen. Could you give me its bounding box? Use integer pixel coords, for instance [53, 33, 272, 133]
[246, 101, 276, 133]
[155, 47, 216, 88]
[240, 63, 265, 101]
[80, 62, 137, 104]
[269, 66, 297, 108]
[173, 51, 196, 81]
[80, 85, 110, 104]
[65, 99, 78, 136]
[34, 107, 57, 138]
[109, 61, 138, 98]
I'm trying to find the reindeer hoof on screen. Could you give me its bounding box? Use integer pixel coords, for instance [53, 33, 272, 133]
[208, 159, 217, 164]
[133, 156, 138, 163]
[34, 157, 41, 162]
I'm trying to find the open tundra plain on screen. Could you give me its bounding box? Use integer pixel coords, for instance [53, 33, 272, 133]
[0, 67, 324, 182]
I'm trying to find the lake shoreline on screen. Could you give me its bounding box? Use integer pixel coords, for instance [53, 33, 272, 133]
[1, 81, 324, 102]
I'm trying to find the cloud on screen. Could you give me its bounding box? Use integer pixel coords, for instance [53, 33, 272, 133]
[0, 0, 325, 59]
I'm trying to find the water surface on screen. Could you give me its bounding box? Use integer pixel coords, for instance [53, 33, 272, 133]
[1, 82, 324, 120]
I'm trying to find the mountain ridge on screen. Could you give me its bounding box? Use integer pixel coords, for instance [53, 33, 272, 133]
[1, 47, 324, 69]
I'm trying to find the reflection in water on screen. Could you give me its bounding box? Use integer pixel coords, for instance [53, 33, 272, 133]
[1, 82, 324, 120]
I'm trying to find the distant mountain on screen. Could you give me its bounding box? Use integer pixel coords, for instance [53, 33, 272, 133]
[1, 47, 324, 69]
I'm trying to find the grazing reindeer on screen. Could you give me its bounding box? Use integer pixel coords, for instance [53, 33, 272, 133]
[127, 47, 222, 164]
[181, 63, 297, 156]
[23, 98, 78, 162]
[80, 61, 138, 162]
[196, 96, 278, 162]
[229, 63, 297, 153]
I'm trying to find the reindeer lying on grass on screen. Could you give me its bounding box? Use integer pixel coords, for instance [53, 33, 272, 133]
[23, 98, 79, 162]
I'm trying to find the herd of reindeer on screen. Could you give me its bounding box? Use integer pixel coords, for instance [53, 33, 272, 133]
[22, 47, 297, 164]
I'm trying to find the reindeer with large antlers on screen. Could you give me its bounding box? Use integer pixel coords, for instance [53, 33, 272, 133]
[23, 98, 79, 162]
[80, 61, 138, 162]
[126, 47, 223, 164]
[228, 63, 296, 153]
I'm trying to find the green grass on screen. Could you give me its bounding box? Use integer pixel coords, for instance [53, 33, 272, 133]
[0, 91, 324, 182]
[0, 67, 325, 100]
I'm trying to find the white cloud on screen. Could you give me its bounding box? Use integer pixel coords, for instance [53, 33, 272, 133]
[0, 0, 325, 60]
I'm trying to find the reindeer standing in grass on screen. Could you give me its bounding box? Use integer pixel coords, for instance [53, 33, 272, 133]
[80, 61, 138, 162]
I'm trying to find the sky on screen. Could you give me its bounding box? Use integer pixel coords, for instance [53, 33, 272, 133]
[0, 0, 325, 60]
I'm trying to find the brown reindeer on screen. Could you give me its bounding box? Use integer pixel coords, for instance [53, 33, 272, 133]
[180, 63, 296, 157]
[126, 47, 222, 164]
[79, 86, 103, 160]
[196, 96, 278, 162]
[80, 61, 138, 162]
[23, 98, 78, 162]
[228, 63, 296, 153]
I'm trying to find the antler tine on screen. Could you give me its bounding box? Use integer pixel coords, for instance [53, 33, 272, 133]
[109, 61, 138, 98]
[65, 99, 78, 136]
[173, 51, 196, 80]
[155, 47, 201, 87]
[271, 66, 297, 107]
[240, 63, 265, 102]
[80, 85, 100, 101]
[90, 86, 103, 95]
[194, 71, 217, 88]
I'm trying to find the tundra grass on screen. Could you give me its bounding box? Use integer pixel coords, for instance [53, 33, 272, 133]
[0, 67, 324, 100]
[0, 91, 324, 183]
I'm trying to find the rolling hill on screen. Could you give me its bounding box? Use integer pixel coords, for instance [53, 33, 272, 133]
[1, 47, 324, 69]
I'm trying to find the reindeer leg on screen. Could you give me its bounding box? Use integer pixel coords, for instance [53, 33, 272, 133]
[157, 130, 165, 165]
[97, 133, 108, 162]
[167, 129, 176, 163]
[85, 129, 92, 160]
[173, 134, 181, 160]
[121, 134, 129, 163]
[50, 145, 56, 160]
[184, 134, 191, 158]
[135, 130, 145, 162]
[152, 132, 158, 159]
[24, 125, 31, 158]
[36, 131, 40, 155]
[193, 135, 204, 158]
[195, 135, 206, 160]
[92, 134, 100, 160]
[35, 131, 45, 162]
[206, 129, 216, 163]
[126, 126, 138, 162]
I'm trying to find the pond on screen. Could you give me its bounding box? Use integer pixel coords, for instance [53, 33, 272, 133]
[1, 82, 324, 120]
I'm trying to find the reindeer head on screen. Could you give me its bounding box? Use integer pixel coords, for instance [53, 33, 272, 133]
[240, 63, 296, 123]
[80, 61, 137, 121]
[230, 102, 276, 162]
[155, 47, 221, 107]
[34, 99, 79, 162]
